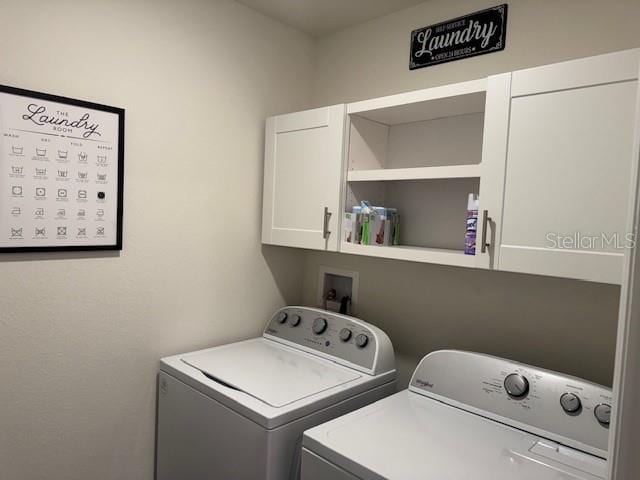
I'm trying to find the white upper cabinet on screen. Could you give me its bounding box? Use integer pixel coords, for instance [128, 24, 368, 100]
[262, 105, 345, 251]
[261, 49, 640, 284]
[487, 49, 640, 284]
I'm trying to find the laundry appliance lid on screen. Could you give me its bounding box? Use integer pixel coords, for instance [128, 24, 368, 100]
[303, 390, 607, 480]
[181, 338, 361, 408]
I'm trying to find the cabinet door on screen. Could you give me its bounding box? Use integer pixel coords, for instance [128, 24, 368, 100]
[494, 49, 640, 284]
[609, 59, 640, 479]
[475, 73, 512, 269]
[262, 105, 345, 251]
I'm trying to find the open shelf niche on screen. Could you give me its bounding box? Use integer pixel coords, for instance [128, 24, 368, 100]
[342, 79, 487, 266]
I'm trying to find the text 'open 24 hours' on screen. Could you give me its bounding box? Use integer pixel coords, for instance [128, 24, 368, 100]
[410, 4, 508, 70]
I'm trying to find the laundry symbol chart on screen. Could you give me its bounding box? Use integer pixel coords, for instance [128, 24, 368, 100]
[0, 92, 122, 251]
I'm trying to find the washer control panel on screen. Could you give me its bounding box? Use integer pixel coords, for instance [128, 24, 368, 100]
[409, 350, 612, 458]
[264, 307, 394, 375]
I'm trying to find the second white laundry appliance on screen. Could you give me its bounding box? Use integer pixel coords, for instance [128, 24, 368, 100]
[156, 306, 396, 480]
[302, 350, 612, 480]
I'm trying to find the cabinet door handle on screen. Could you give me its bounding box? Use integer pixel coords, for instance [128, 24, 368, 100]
[323, 207, 332, 239]
[481, 209, 492, 254]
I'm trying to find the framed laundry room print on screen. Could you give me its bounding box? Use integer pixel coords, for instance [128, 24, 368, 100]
[0, 85, 124, 252]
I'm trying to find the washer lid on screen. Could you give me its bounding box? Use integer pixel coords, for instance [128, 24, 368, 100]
[181, 339, 361, 408]
[303, 391, 607, 480]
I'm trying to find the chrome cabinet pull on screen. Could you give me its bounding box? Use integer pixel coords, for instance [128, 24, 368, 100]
[481, 209, 492, 253]
[323, 207, 332, 239]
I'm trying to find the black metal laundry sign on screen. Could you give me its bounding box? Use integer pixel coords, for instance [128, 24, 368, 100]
[409, 4, 508, 70]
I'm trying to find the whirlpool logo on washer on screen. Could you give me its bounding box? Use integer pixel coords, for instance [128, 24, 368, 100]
[415, 378, 434, 388]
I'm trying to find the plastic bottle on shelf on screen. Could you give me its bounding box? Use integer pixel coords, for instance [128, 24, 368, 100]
[359, 202, 373, 245]
[464, 193, 479, 255]
[350, 206, 363, 244]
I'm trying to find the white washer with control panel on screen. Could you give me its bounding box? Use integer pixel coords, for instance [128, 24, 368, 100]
[302, 350, 612, 480]
[156, 306, 396, 480]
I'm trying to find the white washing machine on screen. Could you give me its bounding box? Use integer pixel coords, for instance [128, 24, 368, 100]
[302, 350, 612, 480]
[156, 306, 396, 480]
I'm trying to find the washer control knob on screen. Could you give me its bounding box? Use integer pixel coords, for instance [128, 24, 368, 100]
[339, 328, 352, 342]
[560, 393, 582, 414]
[289, 314, 301, 327]
[594, 404, 612, 425]
[504, 373, 529, 399]
[312, 317, 328, 335]
[276, 312, 288, 324]
[355, 334, 369, 348]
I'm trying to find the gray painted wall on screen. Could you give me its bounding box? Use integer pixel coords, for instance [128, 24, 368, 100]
[304, 0, 640, 388]
[0, 1, 311, 479]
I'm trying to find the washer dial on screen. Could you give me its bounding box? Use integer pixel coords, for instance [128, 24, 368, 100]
[276, 312, 288, 324]
[594, 404, 611, 425]
[560, 392, 582, 414]
[339, 328, 352, 342]
[289, 314, 301, 327]
[312, 317, 328, 335]
[355, 334, 369, 348]
[504, 373, 530, 399]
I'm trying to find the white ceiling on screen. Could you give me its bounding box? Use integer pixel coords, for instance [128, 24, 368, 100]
[236, 0, 427, 37]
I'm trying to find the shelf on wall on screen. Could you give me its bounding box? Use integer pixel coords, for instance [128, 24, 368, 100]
[347, 164, 481, 182]
[341, 78, 488, 269]
[340, 243, 477, 268]
[347, 78, 487, 125]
